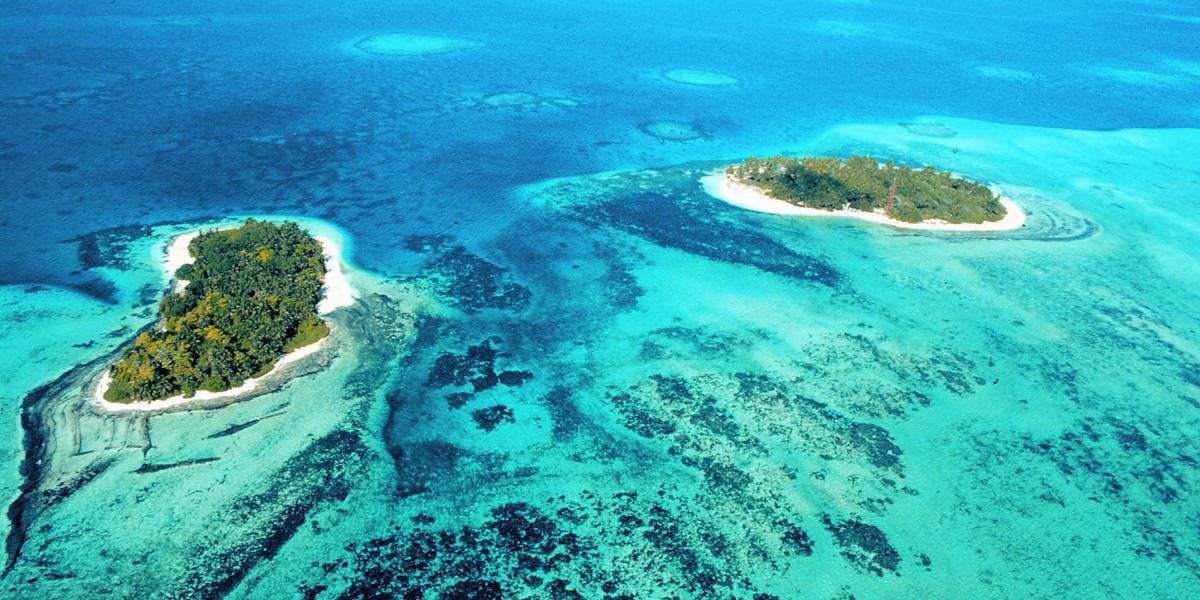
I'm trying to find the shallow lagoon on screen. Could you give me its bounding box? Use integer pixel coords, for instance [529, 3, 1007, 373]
[2, 1, 1199, 598]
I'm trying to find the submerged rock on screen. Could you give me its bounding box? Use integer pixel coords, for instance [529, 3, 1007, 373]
[821, 515, 901, 576]
[472, 405, 515, 432]
[638, 120, 707, 142]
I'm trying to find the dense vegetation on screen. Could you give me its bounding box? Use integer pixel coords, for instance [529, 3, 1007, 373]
[105, 219, 329, 403]
[727, 155, 1006, 223]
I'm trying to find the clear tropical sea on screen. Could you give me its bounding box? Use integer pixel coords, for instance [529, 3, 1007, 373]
[2, 1, 1199, 598]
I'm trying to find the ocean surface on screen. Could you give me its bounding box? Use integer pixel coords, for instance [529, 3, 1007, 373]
[2, 1, 1199, 598]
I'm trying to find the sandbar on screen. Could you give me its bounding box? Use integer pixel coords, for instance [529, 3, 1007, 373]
[662, 69, 739, 87]
[353, 33, 480, 57]
[701, 171, 1026, 232]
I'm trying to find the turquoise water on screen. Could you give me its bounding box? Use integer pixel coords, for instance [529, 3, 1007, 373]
[2, 1, 1199, 598]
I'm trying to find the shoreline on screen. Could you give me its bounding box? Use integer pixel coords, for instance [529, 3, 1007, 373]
[91, 336, 328, 414]
[700, 171, 1026, 232]
[92, 226, 356, 414]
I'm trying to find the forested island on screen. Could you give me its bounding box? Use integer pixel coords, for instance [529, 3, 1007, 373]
[726, 155, 1008, 224]
[103, 219, 329, 403]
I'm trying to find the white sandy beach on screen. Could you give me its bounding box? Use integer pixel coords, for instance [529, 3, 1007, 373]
[701, 171, 1026, 232]
[316, 237, 354, 315]
[92, 227, 356, 413]
[165, 231, 199, 292]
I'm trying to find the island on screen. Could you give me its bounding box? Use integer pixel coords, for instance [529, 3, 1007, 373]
[703, 155, 1025, 231]
[100, 219, 337, 404]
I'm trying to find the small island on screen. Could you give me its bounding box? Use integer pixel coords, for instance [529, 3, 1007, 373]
[101, 219, 332, 404]
[704, 155, 1025, 231]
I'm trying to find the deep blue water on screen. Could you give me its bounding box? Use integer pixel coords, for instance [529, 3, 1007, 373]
[2, 0, 1198, 295]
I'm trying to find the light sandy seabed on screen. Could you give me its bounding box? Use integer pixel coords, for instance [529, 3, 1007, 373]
[91, 229, 355, 413]
[701, 171, 1027, 231]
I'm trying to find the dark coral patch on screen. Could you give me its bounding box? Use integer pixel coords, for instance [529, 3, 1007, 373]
[426, 339, 534, 412]
[301, 490, 787, 598]
[487, 503, 557, 552]
[472, 405, 515, 432]
[498, 370, 534, 386]
[445, 392, 472, 410]
[821, 514, 900, 576]
[71, 224, 152, 271]
[427, 338, 501, 390]
[543, 387, 585, 442]
[405, 236, 532, 313]
[443, 579, 503, 599]
[585, 189, 839, 286]
[848, 423, 903, 469]
[527, 166, 841, 287]
[781, 523, 814, 556]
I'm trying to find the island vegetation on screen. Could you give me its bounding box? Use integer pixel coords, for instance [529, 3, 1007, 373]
[104, 219, 329, 403]
[727, 155, 1006, 223]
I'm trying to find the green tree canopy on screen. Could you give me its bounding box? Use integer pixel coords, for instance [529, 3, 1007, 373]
[105, 219, 330, 403]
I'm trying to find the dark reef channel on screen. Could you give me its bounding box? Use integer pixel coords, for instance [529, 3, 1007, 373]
[527, 162, 844, 287]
